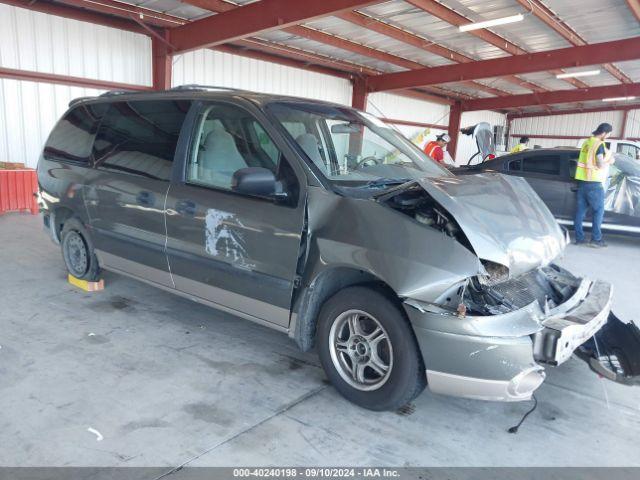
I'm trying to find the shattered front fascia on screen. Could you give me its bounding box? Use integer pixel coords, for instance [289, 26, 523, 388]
[372, 173, 611, 401]
[301, 173, 612, 402]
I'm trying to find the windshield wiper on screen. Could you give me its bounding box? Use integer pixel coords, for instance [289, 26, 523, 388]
[362, 177, 412, 189]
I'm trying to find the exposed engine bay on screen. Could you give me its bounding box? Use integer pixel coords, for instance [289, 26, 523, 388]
[379, 183, 579, 316]
[379, 181, 640, 387]
[379, 183, 472, 249]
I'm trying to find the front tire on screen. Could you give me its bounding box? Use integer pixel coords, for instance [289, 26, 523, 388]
[317, 286, 426, 411]
[60, 217, 101, 281]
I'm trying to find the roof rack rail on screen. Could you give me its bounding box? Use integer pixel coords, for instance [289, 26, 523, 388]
[169, 84, 246, 92]
[99, 90, 134, 98]
[68, 96, 94, 107]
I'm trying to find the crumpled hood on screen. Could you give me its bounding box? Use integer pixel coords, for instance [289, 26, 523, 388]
[415, 173, 566, 278]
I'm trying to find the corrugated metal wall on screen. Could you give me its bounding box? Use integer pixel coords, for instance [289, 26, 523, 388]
[0, 81, 105, 167]
[0, 4, 150, 167]
[366, 92, 450, 125]
[366, 92, 449, 158]
[172, 49, 353, 105]
[366, 94, 508, 165]
[622, 109, 640, 139]
[1, 4, 511, 169]
[0, 4, 151, 84]
[508, 110, 640, 150]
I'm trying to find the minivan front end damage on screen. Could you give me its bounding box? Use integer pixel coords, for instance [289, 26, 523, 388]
[404, 267, 612, 401]
[378, 173, 613, 401]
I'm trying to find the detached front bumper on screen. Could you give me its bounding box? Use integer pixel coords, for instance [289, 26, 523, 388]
[404, 277, 613, 402]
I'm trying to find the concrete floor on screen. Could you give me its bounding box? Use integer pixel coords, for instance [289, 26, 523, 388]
[0, 213, 639, 468]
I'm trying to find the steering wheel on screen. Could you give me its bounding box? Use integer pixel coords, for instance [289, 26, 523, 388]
[355, 156, 381, 169]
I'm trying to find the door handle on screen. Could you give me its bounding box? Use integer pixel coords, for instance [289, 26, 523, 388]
[570, 185, 578, 192]
[136, 191, 154, 206]
[176, 199, 196, 216]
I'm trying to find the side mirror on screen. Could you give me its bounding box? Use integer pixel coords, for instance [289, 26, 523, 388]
[231, 167, 287, 199]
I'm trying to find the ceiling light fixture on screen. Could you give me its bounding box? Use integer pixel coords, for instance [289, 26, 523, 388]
[459, 14, 524, 32]
[556, 69, 601, 79]
[602, 96, 636, 102]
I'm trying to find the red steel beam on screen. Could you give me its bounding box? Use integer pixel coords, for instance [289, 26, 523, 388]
[621, 109, 629, 139]
[352, 78, 368, 109]
[213, 43, 356, 79]
[168, 0, 379, 53]
[0, 66, 152, 91]
[55, 0, 185, 28]
[382, 118, 448, 130]
[7, 0, 381, 83]
[627, 0, 640, 21]
[336, 10, 519, 95]
[152, 31, 172, 90]
[177, 0, 475, 101]
[395, 89, 455, 105]
[367, 37, 640, 92]
[285, 25, 426, 71]
[509, 133, 640, 141]
[231, 39, 375, 77]
[462, 83, 640, 111]
[236, 40, 373, 75]
[1, 0, 146, 33]
[336, 9, 544, 94]
[226, 41, 463, 103]
[447, 101, 462, 161]
[405, 0, 588, 89]
[507, 104, 640, 119]
[515, 0, 631, 84]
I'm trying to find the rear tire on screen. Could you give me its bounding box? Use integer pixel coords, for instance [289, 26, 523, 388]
[60, 217, 101, 281]
[317, 286, 426, 411]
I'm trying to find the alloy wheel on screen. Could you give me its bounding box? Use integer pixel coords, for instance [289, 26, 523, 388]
[328, 309, 393, 391]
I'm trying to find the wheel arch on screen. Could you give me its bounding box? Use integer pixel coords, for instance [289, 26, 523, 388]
[290, 266, 405, 352]
[50, 206, 76, 244]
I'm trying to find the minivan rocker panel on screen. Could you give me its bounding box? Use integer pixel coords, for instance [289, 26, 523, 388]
[38, 90, 612, 410]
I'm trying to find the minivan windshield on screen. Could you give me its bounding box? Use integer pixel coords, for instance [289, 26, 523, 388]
[267, 102, 451, 188]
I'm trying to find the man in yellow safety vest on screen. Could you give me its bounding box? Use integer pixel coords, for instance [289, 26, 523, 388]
[511, 136, 530, 153]
[574, 123, 615, 247]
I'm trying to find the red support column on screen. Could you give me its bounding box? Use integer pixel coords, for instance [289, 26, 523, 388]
[621, 109, 629, 139]
[351, 77, 368, 110]
[447, 101, 462, 163]
[152, 31, 172, 91]
[350, 78, 368, 158]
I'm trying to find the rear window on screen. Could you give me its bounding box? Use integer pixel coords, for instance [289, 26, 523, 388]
[522, 155, 561, 175]
[44, 103, 108, 164]
[93, 100, 191, 181]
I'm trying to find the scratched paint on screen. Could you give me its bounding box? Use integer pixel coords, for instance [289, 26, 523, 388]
[204, 209, 248, 264]
[469, 345, 499, 357]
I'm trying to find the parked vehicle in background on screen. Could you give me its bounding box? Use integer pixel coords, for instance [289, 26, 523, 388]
[457, 147, 640, 235]
[38, 87, 616, 410]
[577, 138, 640, 161]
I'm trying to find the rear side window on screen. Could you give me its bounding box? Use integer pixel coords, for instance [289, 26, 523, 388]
[507, 158, 522, 171]
[44, 103, 107, 164]
[522, 155, 561, 175]
[94, 100, 191, 181]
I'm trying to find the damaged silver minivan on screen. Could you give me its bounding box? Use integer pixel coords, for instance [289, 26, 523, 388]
[38, 87, 613, 410]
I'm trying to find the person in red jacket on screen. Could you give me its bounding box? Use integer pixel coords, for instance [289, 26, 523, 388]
[423, 133, 450, 164]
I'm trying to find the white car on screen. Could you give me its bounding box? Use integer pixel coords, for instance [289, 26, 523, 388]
[577, 138, 640, 160]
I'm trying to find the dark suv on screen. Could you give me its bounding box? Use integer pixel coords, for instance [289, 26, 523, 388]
[38, 86, 612, 410]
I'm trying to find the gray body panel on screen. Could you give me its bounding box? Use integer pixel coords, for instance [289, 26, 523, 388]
[301, 186, 481, 303]
[165, 183, 304, 327]
[84, 169, 172, 286]
[36, 90, 613, 404]
[414, 174, 566, 277]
